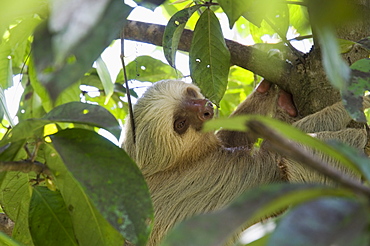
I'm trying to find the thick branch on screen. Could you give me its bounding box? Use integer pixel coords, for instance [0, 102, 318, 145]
[123, 20, 293, 92]
[247, 120, 370, 196]
[0, 160, 52, 176]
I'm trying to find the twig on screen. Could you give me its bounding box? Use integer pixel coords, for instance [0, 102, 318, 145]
[247, 120, 370, 196]
[0, 160, 52, 176]
[120, 29, 136, 144]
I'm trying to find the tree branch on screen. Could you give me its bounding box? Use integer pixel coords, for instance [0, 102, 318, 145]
[123, 20, 293, 92]
[0, 160, 52, 176]
[247, 120, 370, 196]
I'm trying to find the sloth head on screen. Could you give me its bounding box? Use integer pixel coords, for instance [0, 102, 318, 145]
[122, 80, 216, 175]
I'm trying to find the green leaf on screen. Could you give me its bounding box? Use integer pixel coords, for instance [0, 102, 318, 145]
[268, 198, 369, 246]
[43, 100, 121, 140]
[162, 183, 353, 246]
[338, 38, 356, 54]
[0, 87, 13, 127]
[29, 186, 78, 246]
[45, 101, 121, 138]
[7, 16, 41, 67]
[357, 36, 370, 51]
[32, 0, 132, 101]
[190, 8, 231, 106]
[0, 172, 33, 245]
[218, 0, 263, 28]
[204, 115, 361, 175]
[341, 58, 370, 122]
[17, 80, 46, 122]
[163, 5, 202, 67]
[1, 101, 121, 147]
[0, 232, 23, 246]
[121, 55, 182, 82]
[96, 57, 114, 104]
[42, 143, 124, 246]
[132, 0, 166, 10]
[308, 0, 356, 92]
[50, 129, 153, 246]
[0, 42, 13, 89]
[289, 4, 310, 37]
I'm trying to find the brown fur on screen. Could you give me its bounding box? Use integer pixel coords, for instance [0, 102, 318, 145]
[122, 79, 369, 245]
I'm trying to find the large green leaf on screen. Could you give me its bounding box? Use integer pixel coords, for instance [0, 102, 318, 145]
[190, 8, 230, 106]
[268, 198, 369, 246]
[42, 101, 121, 139]
[0, 140, 33, 245]
[32, 0, 132, 101]
[0, 101, 121, 147]
[29, 186, 78, 246]
[50, 129, 153, 246]
[43, 143, 124, 246]
[163, 5, 202, 67]
[162, 183, 353, 246]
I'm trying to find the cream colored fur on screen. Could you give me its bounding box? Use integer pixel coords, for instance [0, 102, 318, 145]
[122, 80, 369, 245]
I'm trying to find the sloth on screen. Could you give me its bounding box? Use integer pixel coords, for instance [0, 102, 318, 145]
[122, 79, 369, 245]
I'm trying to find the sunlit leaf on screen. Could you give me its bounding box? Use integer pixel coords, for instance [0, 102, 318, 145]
[1, 102, 121, 147]
[163, 5, 202, 67]
[0, 43, 13, 90]
[218, 0, 263, 28]
[190, 8, 230, 106]
[289, 3, 310, 37]
[0, 0, 48, 35]
[51, 129, 153, 246]
[29, 186, 78, 246]
[121, 56, 182, 82]
[96, 57, 114, 104]
[338, 39, 355, 54]
[0, 232, 23, 246]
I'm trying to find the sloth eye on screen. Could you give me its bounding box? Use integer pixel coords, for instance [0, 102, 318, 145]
[174, 117, 189, 134]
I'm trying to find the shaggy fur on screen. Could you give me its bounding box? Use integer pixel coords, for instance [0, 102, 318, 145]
[122, 79, 369, 245]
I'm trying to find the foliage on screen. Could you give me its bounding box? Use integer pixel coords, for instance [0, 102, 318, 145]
[0, 0, 369, 245]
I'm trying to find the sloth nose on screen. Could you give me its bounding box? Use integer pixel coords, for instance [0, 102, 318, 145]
[185, 99, 214, 121]
[201, 100, 214, 120]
